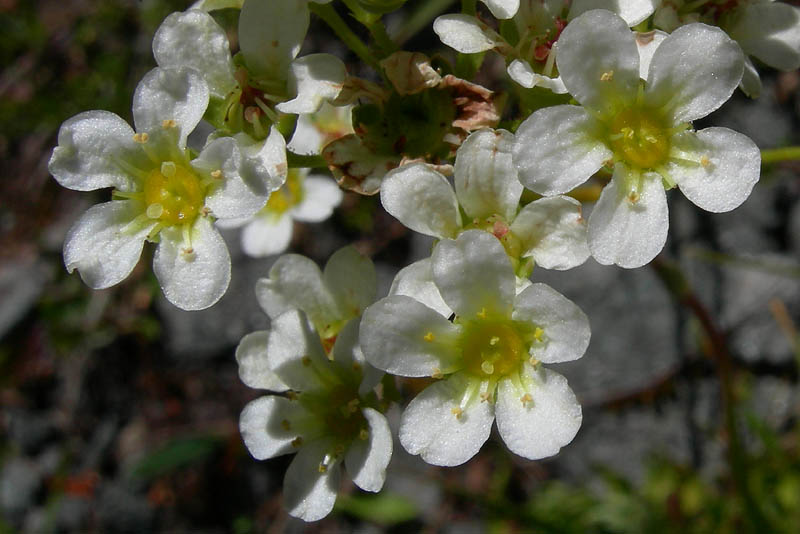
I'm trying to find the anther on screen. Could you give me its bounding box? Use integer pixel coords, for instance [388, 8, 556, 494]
[286, 391, 298, 401]
[160, 161, 177, 178]
[301, 356, 312, 366]
[481, 361, 495, 375]
[291, 437, 303, 448]
[318, 463, 328, 473]
[181, 247, 195, 261]
[529, 356, 540, 367]
[347, 399, 360, 413]
[146, 203, 164, 219]
[432, 368, 443, 379]
[489, 336, 500, 346]
[451, 407, 463, 419]
[210, 169, 223, 179]
[520, 393, 533, 406]
[628, 191, 640, 204]
[281, 419, 291, 431]
[477, 308, 487, 319]
[600, 70, 614, 82]
[424, 332, 435, 342]
[359, 429, 369, 440]
[133, 132, 149, 143]
[162, 119, 177, 129]
[479, 392, 491, 403]
[352, 362, 362, 372]
[533, 327, 544, 341]
[700, 155, 711, 168]
[201, 207, 211, 217]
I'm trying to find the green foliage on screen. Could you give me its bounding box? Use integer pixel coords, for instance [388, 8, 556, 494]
[129, 435, 224, 481]
[336, 492, 419, 525]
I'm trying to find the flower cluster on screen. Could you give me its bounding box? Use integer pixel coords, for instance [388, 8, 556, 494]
[47, 0, 790, 522]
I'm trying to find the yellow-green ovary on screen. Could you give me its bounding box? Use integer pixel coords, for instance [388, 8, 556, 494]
[143, 163, 204, 226]
[608, 106, 670, 170]
[461, 322, 524, 378]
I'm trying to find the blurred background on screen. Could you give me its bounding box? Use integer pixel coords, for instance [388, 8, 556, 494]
[1, 0, 800, 532]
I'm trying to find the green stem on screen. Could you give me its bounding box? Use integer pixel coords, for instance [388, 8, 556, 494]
[367, 19, 397, 57]
[287, 151, 327, 169]
[462, 0, 477, 15]
[309, 3, 380, 70]
[761, 146, 800, 164]
[650, 258, 771, 531]
[394, 0, 457, 45]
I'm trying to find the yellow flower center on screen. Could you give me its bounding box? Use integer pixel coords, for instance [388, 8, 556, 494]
[264, 168, 305, 215]
[608, 106, 671, 171]
[461, 321, 525, 379]
[143, 162, 204, 226]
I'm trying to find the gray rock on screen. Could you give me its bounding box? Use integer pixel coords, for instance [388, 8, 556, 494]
[0, 258, 52, 339]
[0, 458, 42, 524]
[97, 482, 155, 534]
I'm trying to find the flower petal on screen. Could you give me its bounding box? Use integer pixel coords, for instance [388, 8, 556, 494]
[132, 67, 209, 147]
[239, 395, 297, 460]
[568, 0, 656, 26]
[481, 0, 519, 19]
[588, 166, 669, 268]
[345, 408, 392, 492]
[283, 439, 341, 522]
[389, 258, 452, 318]
[276, 54, 347, 115]
[739, 56, 762, 99]
[433, 14, 501, 53]
[729, 2, 800, 71]
[152, 9, 237, 99]
[235, 128, 289, 196]
[512, 283, 590, 363]
[399, 374, 494, 466]
[669, 128, 760, 213]
[266, 309, 329, 391]
[238, 0, 308, 80]
[63, 200, 153, 289]
[236, 330, 289, 391]
[380, 163, 462, 239]
[556, 10, 640, 115]
[331, 319, 384, 396]
[196, 137, 271, 220]
[432, 230, 516, 319]
[454, 128, 522, 221]
[153, 216, 231, 310]
[255, 254, 338, 328]
[645, 23, 743, 124]
[360, 295, 462, 377]
[291, 175, 343, 222]
[506, 59, 568, 93]
[513, 105, 611, 196]
[495, 367, 582, 460]
[635, 30, 668, 80]
[49, 111, 139, 191]
[323, 246, 377, 321]
[510, 196, 590, 270]
[241, 214, 294, 257]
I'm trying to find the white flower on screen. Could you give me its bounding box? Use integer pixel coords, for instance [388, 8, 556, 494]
[218, 168, 343, 257]
[49, 67, 285, 310]
[513, 10, 760, 268]
[653, 0, 800, 98]
[434, 0, 656, 93]
[287, 102, 354, 156]
[152, 1, 346, 140]
[360, 230, 589, 466]
[380, 128, 589, 274]
[238, 310, 391, 522]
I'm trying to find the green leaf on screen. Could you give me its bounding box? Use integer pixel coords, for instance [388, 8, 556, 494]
[129, 435, 223, 481]
[335, 492, 419, 525]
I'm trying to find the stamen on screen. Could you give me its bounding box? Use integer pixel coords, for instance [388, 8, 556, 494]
[291, 437, 303, 448]
[281, 419, 291, 431]
[431, 367, 443, 379]
[359, 429, 369, 440]
[302, 356, 312, 366]
[162, 119, 177, 129]
[210, 169, 223, 179]
[600, 70, 614, 82]
[477, 307, 487, 319]
[480, 361, 495, 375]
[146, 203, 164, 219]
[133, 132, 149, 143]
[424, 331, 435, 342]
[160, 161, 177, 178]
[528, 356, 540, 367]
[451, 407, 463, 419]
[520, 393, 533, 406]
[700, 155, 711, 168]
